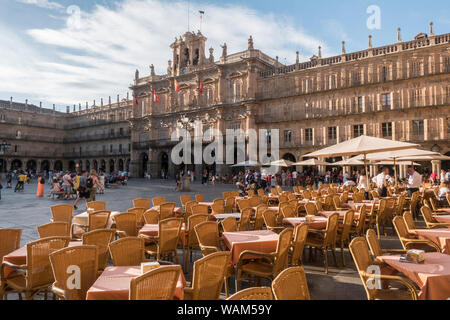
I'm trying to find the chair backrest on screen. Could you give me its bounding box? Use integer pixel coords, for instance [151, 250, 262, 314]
[340, 210, 355, 242]
[332, 195, 341, 209]
[133, 198, 151, 210]
[221, 217, 237, 233]
[0, 229, 22, 261]
[392, 216, 413, 249]
[262, 210, 278, 230]
[128, 208, 146, 226]
[143, 209, 159, 225]
[224, 197, 235, 213]
[227, 287, 273, 300]
[354, 205, 367, 236]
[291, 224, 309, 266]
[254, 205, 268, 230]
[324, 196, 334, 211]
[195, 194, 204, 202]
[279, 195, 288, 203]
[239, 208, 252, 231]
[271, 188, 278, 195]
[82, 229, 116, 270]
[315, 198, 324, 211]
[189, 251, 230, 300]
[185, 201, 198, 219]
[305, 202, 317, 216]
[152, 197, 166, 207]
[37, 222, 70, 239]
[349, 237, 377, 299]
[303, 190, 312, 200]
[247, 190, 255, 197]
[272, 228, 294, 277]
[237, 199, 251, 212]
[272, 266, 310, 300]
[87, 201, 106, 212]
[249, 196, 261, 207]
[180, 195, 191, 208]
[50, 245, 98, 300]
[323, 213, 340, 246]
[192, 204, 210, 215]
[420, 206, 437, 227]
[194, 222, 221, 256]
[160, 203, 176, 220]
[109, 237, 145, 266]
[51, 205, 74, 225]
[158, 218, 183, 255]
[403, 211, 416, 233]
[26, 237, 70, 289]
[212, 199, 225, 214]
[115, 212, 138, 237]
[281, 205, 296, 219]
[129, 265, 181, 300]
[187, 215, 210, 247]
[257, 189, 265, 196]
[88, 211, 111, 231]
[365, 229, 383, 258]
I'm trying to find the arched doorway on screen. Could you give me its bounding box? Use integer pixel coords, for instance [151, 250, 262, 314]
[109, 159, 115, 173]
[26, 159, 37, 171]
[93, 160, 98, 172]
[118, 159, 124, 172]
[443, 152, 450, 171]
[139, 153, 148, 178]
[68, 161, 76, 172]
[160, 152, 169, 178]
[0, 159, 6, 173]
[11, 159, 22, 171]
[41, 160, 50, 172]
[100, 160, 106, 172]
[125, 159, 130, 172]
[54, 160, 63, 172]
[85, 160, 91, 172]
[282, 153, 297, 172]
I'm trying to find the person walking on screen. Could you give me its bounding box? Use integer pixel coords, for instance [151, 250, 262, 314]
[62, 171, 72, 200]
[6, 171, 12, 188]
[87, 170, 99, 202]
[406, 166, 422, 198]
[74, 171, 90, 210]
[14, 171, 26, 192]
[36, 173, 45, 197]
[374, 167, 392, 198]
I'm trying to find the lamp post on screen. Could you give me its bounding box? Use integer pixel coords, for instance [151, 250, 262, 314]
[0, 140, 11, 173]
[177, 116, 195, 191]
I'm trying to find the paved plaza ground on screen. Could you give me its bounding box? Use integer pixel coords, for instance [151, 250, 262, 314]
[0, 178, 409, 300]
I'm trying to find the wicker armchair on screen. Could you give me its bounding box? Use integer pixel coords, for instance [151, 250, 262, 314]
[305, 202, 318, 216]
[290, 224, 308, 266]
[192, 204, 210, 215]
[152, 197, 166, 207]
[195, 194, 204, 202]
[236, 228, 293, 291]
[281, 205, 297, 219]
[332, 195, 346, 210]
[366, 229, 406, 259]
[160, 203, 176, 220]
[184, 214, 210, 272]
[37, 222, 70, 239]
[421, 206, 450, 229]
[0, 237, 70, 300]
[212, 199, 225, 214]
[49, 245, 98, 300]
[0, 229, 22, 299]
[253, 205, 268, 230]
[305, 212, 339, 274]
[71, 211, 111, 239]
[115, 212, 138, 238]
[184, 252, 230, 300]
[82, 229, 116, 271]
[50, 204, 74, 225]
[249, 196, 262, 207]
[145, 218, 183, 263]
[349, 237, 418, 300]
[272, 266, 310, 300]
[392, 216, 441, 252]
[262, 210, 284, 233]
[184, 201, 198, 221]
[133, 198, 151, 210]
[128, 207, 146, 227]
[143, 209, 159, 225]
[180, 195, 191, 211]
[227, 287, 273, 300]
[109, 237, 147, 266]
[257, 189, 265, 196]
[402, 211, 416, 232]
[224, 197, 235, 213]
[336, 210, 355, 267]
[238, 208, 252, 231]
[221, 217, 238, 233]
[87, 201, 106, 212]
[129, 265, 181, 300]
[351, 205, 367, 237]
[247, 190, 255, 197]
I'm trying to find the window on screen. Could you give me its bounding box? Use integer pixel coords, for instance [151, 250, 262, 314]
[128, 143, 131, 152]
[119, 144, 122, 153]
[381, 66, 387, 82]
[357, 97, 363, 112]
[110, 129, 114, 136]
[79, 147, 82, 155]
[352, 71, 361, 86]
[102, 145, 106, 153]
[16, 130, 22, 138]
[410, 61, 422, 77]
[445, 57, 450, 72]
[328, 127, 337, 141]
[412, 120, 424, 137]
[284, 130, 292, 143]
[381, 93, 391, 107]
[305, 128, 313, 142]
[0, 114, 5, 121]
[266, 130, 271, 144]
[110, 144, 113, 153]
[353, 124, 364, 138]
[382, 122, 392, 138]
[14, 145, 18, 153]
[119, 128, 124, 136]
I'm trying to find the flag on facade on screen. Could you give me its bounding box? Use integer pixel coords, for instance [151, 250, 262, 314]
[199, 80, 204, 94]
[153, 90, 159, 103]
[133, 91, 139, 106]
[174, 78, 180, 92]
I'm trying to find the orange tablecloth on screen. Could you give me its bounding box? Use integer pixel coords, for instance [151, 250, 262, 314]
[86, 266, 186, 300]
[2, 241, 81, 278]
[343, 202, 377, 211]
[252, 207, 279, 213]
[222, 230, 279, 265]
[283, 217, 328, 230]
[378, 253, 450, 300]
[435, 208, 450, 214]
[435, 215, 450, 224]
[139, 224, 186, 246]
[150, 206, 182, 216]
[413, 229, 450, 255]
[318, 211, 358, 219]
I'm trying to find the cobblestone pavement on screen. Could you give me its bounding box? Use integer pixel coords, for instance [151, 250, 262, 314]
[0, 178, 408, 300]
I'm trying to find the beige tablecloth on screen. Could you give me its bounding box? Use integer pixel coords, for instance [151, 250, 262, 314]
[73, 211, 121, 228]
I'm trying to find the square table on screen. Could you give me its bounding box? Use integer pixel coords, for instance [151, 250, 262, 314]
[378, 253, 450, 300]
[343, 202, 377, 211]
[73, 211, 121, 228]
[283, 217, 328, 230]
[212, 213, 242, 221]
[139, 224, 186, 246]
[435, 208, 450, 214]
[252, 207, 279, 213]
[150, 206, 182, 215]
[86, 266, 186, 300]
[318, 211, 359, 219]
[412, 229, 450, 255]
[435, 215, 450, 224]
[222, 230, 279, 265]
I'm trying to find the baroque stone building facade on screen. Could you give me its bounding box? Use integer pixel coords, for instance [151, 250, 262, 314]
[1, 24, 450, 178]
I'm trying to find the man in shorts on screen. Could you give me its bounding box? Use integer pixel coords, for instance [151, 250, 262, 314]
[62, 171, 73, 200]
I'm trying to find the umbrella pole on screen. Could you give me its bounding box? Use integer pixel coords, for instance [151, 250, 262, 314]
[364, 154, 370, 192]
[394, 158, 397, 187]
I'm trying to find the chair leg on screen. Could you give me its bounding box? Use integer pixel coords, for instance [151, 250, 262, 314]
[174, 250, 180, 265]
[184, 247, 190, 273]
[341, 242, 345, 267]
[224, 277, 229, 298]
[323, 248, 328, 274]
[332, 246, 338, 267]
[236, 270, 242, 292]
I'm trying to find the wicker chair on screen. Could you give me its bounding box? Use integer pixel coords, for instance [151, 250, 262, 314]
[349, 237, 418, 300]
[410, 192, 421, 220]
[212, 199, 225, 214]
[305, 212, 339, 274]
[128, 207, 146, 227]
[49, 245, 98, 300]
[392, 216, 441, 252]
[375, 199, 389, 238]
[109, 237, 147, 266]
[180, 195, 191, 211]
[87, 201, 106, 212]
[143, 209, 159, 225]
[82, 229, 116, 271]
[160, 203, 176, 220]
[184, 252, 230, 300]
[227, 287, 273, 300]
[336, 210, 355, 267]
[192, 204, 210, 215]
[323, 196, 334, 211]
[72, 211, 111, 239]
[365, 229, 406, 259]
[152, 197, 166, 207]
[351, 205, 367, 237]
[236, 228, 293, 290]
[262, 210, 284, 233]
[257, 189, 265, 196]
[0, 237, 70, 300]
[290, 224, 309, 266]
[272, 266, 310, 300]
[221, 217, 238, 233]
[115, 212, 138, 238]
[184, 201, 198, 220]
[195, 194, 204, 202]
[129, 265, 181, 300]
[249, 196, 262, 207]
[145, 218, 183, 263]
[254, 205, 268, 230]
[50, 204, 74, 225]
[281, 205, 296, 219]
[238, 208, 252, 231]
[421, 206, 450, 228]
[247, 190, 255, 197]
[402, 211, 416, 233]
[333, 195, 346, 210]
[224, 197, 235, 213]
[37, 222, 70, 239]
[305, 202, 318, 216]
[184, 214, 210, 272]
[0, 229, 22, 299]
[133, 198, 151, 210]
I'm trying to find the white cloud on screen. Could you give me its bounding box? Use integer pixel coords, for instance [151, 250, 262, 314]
[15, 0, 64, 10]
[2, 0, 330, 107]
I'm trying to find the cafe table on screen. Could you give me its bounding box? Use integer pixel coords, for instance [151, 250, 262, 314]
[73, 211, 121, 228]
[212, 213, 242, 221]
[139, 224, 186, 246]
[283, 217, 328, 230]
[434, 208, 450, 214]
[377, 253, 450, 300]
[252, 206, 279, 213]
[343, 201, 378, 211]
[86, 266, 186, 300]
[150, 206, 182, 216]
[435, 215, 450, 224]
[318, 210, 359, 219]
[2, 241, 82, 278]
[412, 229, 450, 255]
[222, 230, 279, 265]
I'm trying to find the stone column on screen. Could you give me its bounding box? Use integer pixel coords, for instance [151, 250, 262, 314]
[431, 160, 441, 174]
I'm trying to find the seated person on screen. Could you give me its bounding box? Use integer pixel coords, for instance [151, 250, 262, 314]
[438, 182, 450, 201]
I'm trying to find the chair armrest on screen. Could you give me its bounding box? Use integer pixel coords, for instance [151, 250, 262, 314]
[237, 250, 276, 268]
[139, 234, 158, 241]
[381, 249, 407, 255]
[51, 285, 68, 300]
[199, 245, 220, 253]
[1, 261, 27, 280]
[360, 272, 418, 299]
[402, 239, 441, 252]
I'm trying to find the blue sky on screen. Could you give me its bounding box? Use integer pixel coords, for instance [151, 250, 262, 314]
[1, 0, 449, 111]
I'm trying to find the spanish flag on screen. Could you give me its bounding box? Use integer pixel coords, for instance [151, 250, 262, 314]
[199, 80, 204, 94]
[174, 79, 180, 92]
[133, 91, 139, 106]
[153, 90, 159, 103]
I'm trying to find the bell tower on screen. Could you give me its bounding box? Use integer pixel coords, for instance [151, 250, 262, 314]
[170, 31, 207, 76]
